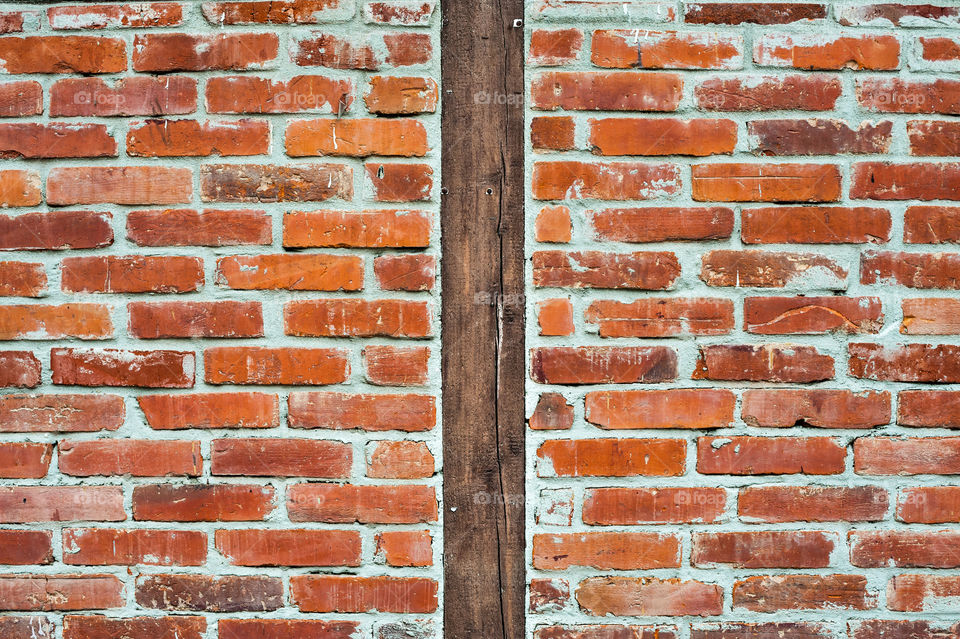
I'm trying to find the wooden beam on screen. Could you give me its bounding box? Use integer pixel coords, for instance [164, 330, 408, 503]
[440, 0, 525, 636]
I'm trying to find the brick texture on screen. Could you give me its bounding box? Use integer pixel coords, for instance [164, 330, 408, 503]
[0, 0, 440, 636]
[525, 1, 960, 635]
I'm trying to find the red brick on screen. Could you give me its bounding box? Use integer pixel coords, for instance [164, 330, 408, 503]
[364, 1, 436, 25]
[286, 118, 427, 157]
[908, 120, 960, 156]
[375, 530, 432, 566]
[219, 619, 359, 639]
[0, 304, 112, 340]
[51, 77, 197, 117]
[534, 532, 680, 570]
[744, 296, 882, 334]
[139, 392, 278, 430]
[528, 0, 676, 21]
[692, 163, 841, 202]
[733, 575, 874, 611]
[530, 393, 574, 431]
[0, 123, 116, 159]
[697, 436, 845, 475]
[531, 71, 682, 111]
[529, 581, 570, 614]
[127, 119, 269, 157]
[696, 74, 841, 111]
[576, 577, 723, 616]
[862, 251, 960, 289]
[0, 351, 40, 388]
[216, 529, 360, 566]
[203, 0, 350, 24]
[590, 118, 736, 156]
[700, 250, 848, 288]
[0, 81, 42, 116]
[207, 75, 352, 114]
[537, 298, 574, 336]
[536, 206, 572, 242]
[855, 436, 960, 475]
[533, 161, 680, 200]
[133, 33, 277, 72]
[293, 32, 431, 69]
[905, 206, 960, 244]
[857, 78, 960, 115]
[898, 486, 960, 523]
[690, 624, 829, 639]
[0, 394, 124, 433]
[133, 484, 274, 522]
[586, 389, 735, 429]
[284, 209, 430, 248]
[62, 528, 206, 566]
[201, 163, 352, 203]
[847, 620, 959, 639]
[0, 531, 52, 565]
[529, 28, 582, 65]
[888, 574, 960, 613]
[0, 487, 125, 523]
[58, 439, 201, 477]
[902, 298, 960, 334]
[852, 162, 960, 200]
[204, 346, 349, 385]
[693, 344, 834, 382]
[135, 574, 282, 612]
[47, 167, 192, 205]
[590, 206, 733, 243]
[288, 391, 435, 432]
[849, 343, 960, 382]
[290, 575, 437, 613]
[0, 442, 51, 478]
[592, 30, 742, 69]
[215, 254, 362, 291]
[284, 299, 432, 337]
[0, 12, 23, 34]
[755, 34, 899, 70]
[0, 262, 45, 296]
[685, 2, 826, 24]
[742, 206, 891, 244]
[749, 119, 892, 155]
[838, 4, 960, 27]
[692, 531, 834, 568]
[365, 162, 433, 201]
[51, 348, 195, 388]
[920, 36, 960, 63]
[585, 298, 733, 337]
[0, 170, 40, 207]
[533, 251, 680, 289]
[850, 530, 960, 568]
[127, 208, 271, 247]
[212, 438, 350, 477]
[536, 438, 685, 477]
[532, 116, 575, 152]
[63, 617, 205, 639]
[531, 346, 677, 384]
[583, 487, 726, 525]
[287, 484, 438, 523]
[375, 254, 435, 291]
[48, 4, 183, 29]
[365, 76, 437, 114]
[0, 574, 124, 611]
[739, 485, 888, 523]
[128, 301, 262, 339]
[364, 345, 429, 386]
[366, 440, 434, 479]
[742, 389, 890, 428]
[899, 390, 960, 428]
[62, 256, 203, 293]
[5, 616, 51, 639]
[0, 36, 125, 74]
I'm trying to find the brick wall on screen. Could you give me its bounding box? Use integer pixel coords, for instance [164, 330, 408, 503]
[0, 1, 441, 638]
[526, 1, 960, 637]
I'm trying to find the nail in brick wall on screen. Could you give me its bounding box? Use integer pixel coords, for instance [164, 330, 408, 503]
[0, 1, 441, 637]
[525, 1, 960, 637]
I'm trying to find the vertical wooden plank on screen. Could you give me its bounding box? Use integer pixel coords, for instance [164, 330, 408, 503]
[441, 0, 525, 636]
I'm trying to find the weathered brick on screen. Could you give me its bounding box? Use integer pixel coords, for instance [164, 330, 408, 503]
[0, 81, 42, 117]
[50, 76, 197, 117]
[744, 296, 882, 334]
[531, 71, 682, 111]
[0, 170, 40, 207]
[693, 344, 834, 382]
[0, 36, 125, 74]
[219, 619, 359, 639]
[699, 435, 846, 475]
[58, 439, 202, 477]
[583, 487, 726, 525]
[288, 392, 436, 431]
[696, 75, 841, 111]
[592, 30, 743, 69]
[742, 389, 890, 428]
[126, 208, 271, 247]
[366, 162, 433, 201]
[216, 254, 363, 291]
[0, 574, 124, 611]
[701, 250, 848, 289]
[61, 256, 203, 293]
[375, 530, 433, 566]
[284, 299, 431, 337]
[0, 304, 113, 340]
[692, 531, 835, 568]
[899, 390, 960, 428]
[47, 167, 192, 206]
[533, 251, 679, 290]
[692, 163, 841, 202]
[203, 0, 353, 24]
[367, 440, 434, 478]
[590, 118, 737, 156]
[133, 33, 278, 72]
[529, 28, 583, 65]
[536, 438, 685, 477]
[286, 118, 428, 157]
[589, 207, 733, 242]
[0, 262, 45, 297]
[0, 123, 116, 159]
[0, 487, 125, 523]
[685, 3, 826, 24]
[755, 34, 899, 70]
[748, 119, 892, 155]
[904, 206, 960, 244]
[852, 162, 960, 200]
[0, 531, 52, 565]
[51, 348, 195, 388]
[63, 617, 205, 639]
[364, 345, 429, 385]
[586, 389, 735, 429]
[201, 163, 352, 203]
[0, 442, 52, 478]
[530, 346, 678, 384]
[284, 209, 431, 247]
[365, 76, 437, 114]
[533, 532, 681, 569]
[216, 529, 360, 566]
[857, 78, 960, 115]
[576, 577, 723, 616]
[287, 483, 438, 523]
[742, 206, 891, 244]
[211, 438, 351, 477]
[128, 301, 263, 339]
[849, 343, 960, 382]
[133, 484, 274, 521]
[48, 4, 183, 29]
[738, 485, 888, 522]
[206, 75, 352, 114]
[888, 575, 960, 612]
[139, 392, 279, 430]
[0, 351, 40, 388]
[733, 575, 875, 611]
[898, 486, 960, 523]
[850, 530, 960, 568]
[204, 347, 349, 385]
[533, 161, 681, 200]
[62, 529, 206, 566]
[127, 119, 269, 157]
[530, 393, 574, 431]
[585, 298, 733, 337]
[537, 298, 574, 336]
[290, 575, 438, 613]
[375, 254, 435, 291]
[135, 574, 283, 612]
[855, 436, 960, 475]
[532, 116, 576, 152]
[0, 394, 124, 433]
